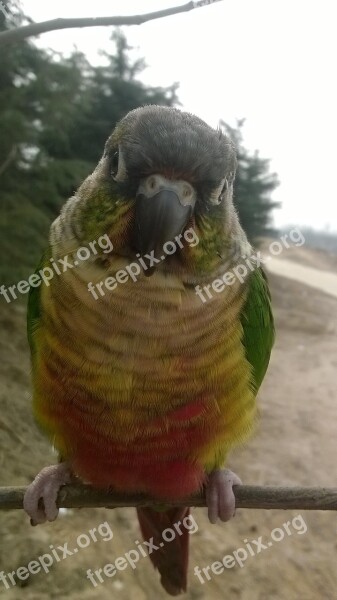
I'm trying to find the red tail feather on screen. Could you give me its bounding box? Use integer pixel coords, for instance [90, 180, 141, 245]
[136, 506, 190, 596]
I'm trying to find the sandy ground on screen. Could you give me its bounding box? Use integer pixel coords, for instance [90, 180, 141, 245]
[266, 258, 337, 299]
[0, 245, 337, 600]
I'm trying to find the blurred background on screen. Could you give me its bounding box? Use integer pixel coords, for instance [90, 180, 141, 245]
[0, 1, 336, 599]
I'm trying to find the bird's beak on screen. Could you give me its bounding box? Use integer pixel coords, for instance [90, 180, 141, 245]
[133, 175, 196, 263]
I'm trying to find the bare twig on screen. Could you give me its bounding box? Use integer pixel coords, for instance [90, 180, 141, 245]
[0, 1, 224, 47]
[0, 145, 17, 177]
[2, 484, 337, 511]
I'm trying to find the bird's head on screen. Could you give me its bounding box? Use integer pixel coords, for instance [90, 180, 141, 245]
[79, 105, 242, 278]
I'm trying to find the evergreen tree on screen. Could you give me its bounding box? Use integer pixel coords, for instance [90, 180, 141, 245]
[0, 18, 178, 286]
[221, 119, 280, 242]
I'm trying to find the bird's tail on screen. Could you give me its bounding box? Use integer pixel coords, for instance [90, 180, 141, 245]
[136, 506, 191, 596]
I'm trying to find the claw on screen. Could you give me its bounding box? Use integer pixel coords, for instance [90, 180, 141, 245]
[206, 469, 242, 524]
[23, 463, 72, 525]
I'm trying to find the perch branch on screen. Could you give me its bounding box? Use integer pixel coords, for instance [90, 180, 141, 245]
[0, 0, 224, 47]
[1, 485, 337, 511]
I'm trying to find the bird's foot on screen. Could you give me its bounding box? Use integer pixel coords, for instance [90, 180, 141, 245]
[24, 462, 72, 525]
[206, 468, 242, 524]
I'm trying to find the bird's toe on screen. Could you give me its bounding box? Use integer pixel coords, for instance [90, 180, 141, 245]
[23, 463, 71, 525]
[206, 469, 242, 524]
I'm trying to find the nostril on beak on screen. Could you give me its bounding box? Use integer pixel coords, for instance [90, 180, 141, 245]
[148, 176, 157, 192]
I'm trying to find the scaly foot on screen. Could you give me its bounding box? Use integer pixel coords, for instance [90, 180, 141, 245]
[206, 469, 242, 524]
[24, 462, 72, 525]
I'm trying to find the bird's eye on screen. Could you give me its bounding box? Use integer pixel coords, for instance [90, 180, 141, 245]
[218, 178, 229, 202]
[111, 151, 119, 179]
[210, 178, 229, 205]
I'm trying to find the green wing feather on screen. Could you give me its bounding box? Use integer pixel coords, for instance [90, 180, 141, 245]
[27, 248, 51, 356]
[240, 267, 275, 393]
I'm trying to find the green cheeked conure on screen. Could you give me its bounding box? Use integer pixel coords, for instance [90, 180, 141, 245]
[24, 106, 274, 595]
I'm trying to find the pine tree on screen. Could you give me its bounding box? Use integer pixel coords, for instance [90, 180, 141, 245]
[0, 24, 178, 286]
[221, 119, 280, 242]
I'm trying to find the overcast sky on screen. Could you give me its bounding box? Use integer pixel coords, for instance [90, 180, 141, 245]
[20, 0, 337, 232]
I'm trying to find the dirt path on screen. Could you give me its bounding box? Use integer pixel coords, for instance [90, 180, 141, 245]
[266, 257, 337, 299]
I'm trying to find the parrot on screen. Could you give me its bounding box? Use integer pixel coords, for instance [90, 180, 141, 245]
[24, 105, 274, 595]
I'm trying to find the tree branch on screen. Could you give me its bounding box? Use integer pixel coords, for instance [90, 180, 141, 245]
[2, 484, 337, 511]
[0, 145, 17, 177]
[0, 0, 224, 47]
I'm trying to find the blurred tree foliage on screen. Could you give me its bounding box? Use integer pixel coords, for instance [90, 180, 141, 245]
[0, 3, 278, 288]
[0, 4, 178, 285]
[221, 119, 280, 242]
